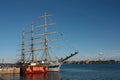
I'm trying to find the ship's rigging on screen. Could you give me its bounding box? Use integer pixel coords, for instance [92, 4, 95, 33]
[19, 13, 78, 72]
[20, 13, 61, 63]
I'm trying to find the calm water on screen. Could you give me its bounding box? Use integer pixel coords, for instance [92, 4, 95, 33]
[0, 64, 120, 80]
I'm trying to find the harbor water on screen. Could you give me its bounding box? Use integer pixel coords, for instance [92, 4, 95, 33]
[0, 64, 120, 80]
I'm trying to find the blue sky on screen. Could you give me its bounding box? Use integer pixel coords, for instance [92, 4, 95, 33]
[0, 0, 120, 62]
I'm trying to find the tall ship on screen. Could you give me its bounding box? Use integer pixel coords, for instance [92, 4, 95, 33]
[18, 13, 78, 73]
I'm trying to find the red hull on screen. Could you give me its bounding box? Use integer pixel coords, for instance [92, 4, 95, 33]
[25, 66, 48, 74]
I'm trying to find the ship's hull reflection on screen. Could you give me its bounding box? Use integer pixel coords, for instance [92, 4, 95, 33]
[22, 72, 61, 80]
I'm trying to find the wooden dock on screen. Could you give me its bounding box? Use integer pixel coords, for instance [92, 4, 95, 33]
[0, 67, 20, 74]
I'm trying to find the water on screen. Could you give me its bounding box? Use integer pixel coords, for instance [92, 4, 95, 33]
[0, 64, 120, 80]
[60, 64, 120, 80]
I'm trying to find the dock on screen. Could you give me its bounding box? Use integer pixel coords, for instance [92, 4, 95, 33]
[0, 67, 20, 74]
[0, 63, 20, 74]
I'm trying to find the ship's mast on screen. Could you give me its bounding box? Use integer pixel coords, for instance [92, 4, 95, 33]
[40, 13, 52, 63]
[31, 22, 35, 62]
[21, 30, 25, 63]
